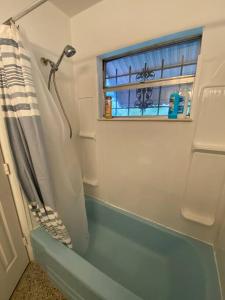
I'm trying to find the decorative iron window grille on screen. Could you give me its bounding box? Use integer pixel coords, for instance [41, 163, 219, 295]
[103, 36, 201, 117]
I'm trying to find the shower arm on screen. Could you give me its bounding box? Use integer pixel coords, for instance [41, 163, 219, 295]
[54, 52, 65, 71]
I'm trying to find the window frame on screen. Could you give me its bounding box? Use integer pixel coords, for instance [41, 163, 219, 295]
[100, 34, 202, 120]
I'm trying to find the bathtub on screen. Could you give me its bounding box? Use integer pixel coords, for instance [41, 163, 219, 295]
[31, 196, 221, 300]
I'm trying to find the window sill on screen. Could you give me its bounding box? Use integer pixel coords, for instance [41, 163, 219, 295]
[98, 117, 193, 122]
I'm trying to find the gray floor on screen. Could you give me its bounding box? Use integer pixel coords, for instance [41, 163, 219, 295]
[10, 262, 66, 300]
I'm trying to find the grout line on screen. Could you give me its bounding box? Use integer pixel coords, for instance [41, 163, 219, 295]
[213, 246, 224, 300]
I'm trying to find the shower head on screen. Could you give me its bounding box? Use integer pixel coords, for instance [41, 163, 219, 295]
[55, 45, 76, 70]
[64, 45, 76, 57]
[40, 45, 76, 72]
[40, 44, 76, 90]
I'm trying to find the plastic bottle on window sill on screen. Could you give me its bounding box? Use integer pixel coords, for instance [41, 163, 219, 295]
[104, 96, 112, 119]
[168, 92, 180, 119]
[180, 87, 192, 117]
[178, 94, 184, 117]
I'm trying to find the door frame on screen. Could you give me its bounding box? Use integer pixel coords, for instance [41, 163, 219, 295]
[0, 109, 33, 259]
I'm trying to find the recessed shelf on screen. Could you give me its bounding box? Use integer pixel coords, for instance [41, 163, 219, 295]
[79, 132, 96, 139]
[181, 208, 214, 226]
[192, 143, 225, 154]
[83, 178, 98, 186]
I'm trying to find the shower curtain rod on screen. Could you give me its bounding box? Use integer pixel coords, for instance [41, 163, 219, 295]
[3, 0, 48, 25]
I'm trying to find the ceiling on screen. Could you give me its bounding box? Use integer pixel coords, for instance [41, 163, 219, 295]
[50, 0, 102, 17]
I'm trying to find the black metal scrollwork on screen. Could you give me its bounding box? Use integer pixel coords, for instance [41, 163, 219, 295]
[135, 87, 153, 110]
[136, 67, 155, 82]
[134, 65, 155, 110]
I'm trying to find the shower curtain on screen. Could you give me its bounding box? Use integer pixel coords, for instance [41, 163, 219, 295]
[0, 23, 89, 254]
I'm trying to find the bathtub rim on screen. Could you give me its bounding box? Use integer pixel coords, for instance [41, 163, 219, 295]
[31, 227, 142, 300]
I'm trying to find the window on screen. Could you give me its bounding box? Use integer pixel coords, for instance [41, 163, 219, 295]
[102, 36, 201, 118]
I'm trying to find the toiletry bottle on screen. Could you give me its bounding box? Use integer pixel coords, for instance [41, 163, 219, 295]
[181, 87, 191, 117]
[178, 94, 184, 118]
[104, 96, 112, 119]
[168, 92, 180, 119]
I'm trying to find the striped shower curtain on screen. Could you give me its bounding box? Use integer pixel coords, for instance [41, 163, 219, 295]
[0, 23, 72, 248]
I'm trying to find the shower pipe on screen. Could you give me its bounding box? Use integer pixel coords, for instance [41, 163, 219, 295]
[3, 0, 48, 25]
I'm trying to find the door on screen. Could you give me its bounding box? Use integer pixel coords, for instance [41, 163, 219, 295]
[0, 150, 29, 300]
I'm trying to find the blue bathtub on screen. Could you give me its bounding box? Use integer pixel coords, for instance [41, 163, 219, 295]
[31, 196, 221, 300]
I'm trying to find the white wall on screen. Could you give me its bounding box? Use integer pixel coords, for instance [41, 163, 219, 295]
[70, 0, 225, 244]
[70, 0, 225, 62]
[0, 1, 70, 52]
